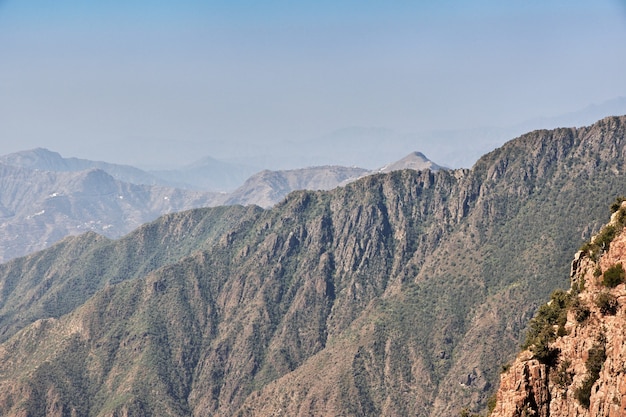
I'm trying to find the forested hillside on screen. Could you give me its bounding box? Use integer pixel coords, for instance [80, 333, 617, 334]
[0, 116, 624, 416]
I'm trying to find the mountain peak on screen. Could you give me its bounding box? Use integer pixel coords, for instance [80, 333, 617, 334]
[378, 151, 443, 173]
[0, 148, 65, 170]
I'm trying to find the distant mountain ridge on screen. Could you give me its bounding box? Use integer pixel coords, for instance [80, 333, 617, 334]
[0, 162, 223, 262]
[0, 149, 442, 261]
[225, 153, 443, 208]
[225, 165, 371, 208]
[0, 148, 169, 187]
[0, 116, 624, 416]
[0, 148, 260, 192]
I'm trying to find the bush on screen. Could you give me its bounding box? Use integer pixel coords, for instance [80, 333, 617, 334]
[523, 290, 571, 364]
[551, 359, 572, 388]
[530, 331, 560, 366]
[595, 292, 618, 315]
[571, 298, 590, 322]
[575, 342, 606, 409]
[610, 196, 626, 213]
[602, 263, 625, 288]
[575, 375, 595, 409]
[458, 408, 482, 417]
[595, 225, 617, 251]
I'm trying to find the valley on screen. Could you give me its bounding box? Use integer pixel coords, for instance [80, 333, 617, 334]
[0, 116, 625, 415]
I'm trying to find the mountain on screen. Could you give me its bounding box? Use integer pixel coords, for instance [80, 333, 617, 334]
[225, 165, 370, 208]
[226, 153, 441, 208]
[0, 148, 170, 187]
[0, 164, 224, 262]
[491, 199, 626, 417]
[377, 151, 444, 173]
[149, 156, 261, 191]
[0, 116, 625, 416]
[0, 148, 261, 192]
[0, 205, 261, 345]
[0, 149, 438, 262]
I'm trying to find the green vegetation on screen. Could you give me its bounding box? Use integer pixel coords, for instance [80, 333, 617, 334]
[570, 297, 590, 323]
[1, 118, 626, 415]
[459, 408, 484, 417]
[595, 292, 618, 315]
[609, 196, 626, 213]
[602, 263, 625, 288]
[0, 205, 261, 344]
[574, 340, 607, 409]
[487, 394, 497, 414]
[581, 200, 626, 258]
[551, 359, 573, 389]
[523, 290, 571, 364]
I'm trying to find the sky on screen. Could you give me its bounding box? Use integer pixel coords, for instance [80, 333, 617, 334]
[1, 0, 626, 168]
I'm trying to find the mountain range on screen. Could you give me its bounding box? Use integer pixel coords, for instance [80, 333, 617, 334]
[0, 162, 223, 262]
[0, 148, 438, 262]
[0, 116, 624, 415]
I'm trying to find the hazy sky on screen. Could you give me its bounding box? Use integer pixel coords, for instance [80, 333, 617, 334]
[1, 1, 626, 167]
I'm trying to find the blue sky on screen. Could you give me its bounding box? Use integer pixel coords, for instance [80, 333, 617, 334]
[1, 0, 625, 167]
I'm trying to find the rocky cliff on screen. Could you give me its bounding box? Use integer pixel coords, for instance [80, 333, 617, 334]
[492, 200, 626, 417]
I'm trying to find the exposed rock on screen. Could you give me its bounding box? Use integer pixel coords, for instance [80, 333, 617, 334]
[492, 202, 626, 417]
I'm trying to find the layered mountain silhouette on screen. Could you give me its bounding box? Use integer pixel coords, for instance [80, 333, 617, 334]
[0, 163, 223, 262]
[0, 148, 170, 187]
[0, 116, 625, 416]
[0, 149, 441, 262]
[224, 165, 370, 208]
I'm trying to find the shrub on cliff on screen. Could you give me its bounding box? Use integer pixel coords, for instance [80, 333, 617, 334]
[574, 342, 606, 409]
[595, 292, 618, 315]
[602, 263, 624, 288]
[523, 290, 571, 364]
[571, 297, 590, 323]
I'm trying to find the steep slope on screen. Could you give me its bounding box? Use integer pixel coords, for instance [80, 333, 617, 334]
[0, 149, 437, 262]
[0, 205, 261, 343]
[0, 164, 225, 262]
[491, 200, 626, 417]
[226, 152, 442, 208]
[0, 116, 624, 416]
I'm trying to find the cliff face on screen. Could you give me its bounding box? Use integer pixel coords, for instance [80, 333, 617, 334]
[492, 202, 626, 417]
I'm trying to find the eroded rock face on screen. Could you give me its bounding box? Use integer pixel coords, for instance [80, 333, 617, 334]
[492, 204, 626, 417]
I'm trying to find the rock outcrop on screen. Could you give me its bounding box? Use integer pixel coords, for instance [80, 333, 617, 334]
[492, 201, 626, 417]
